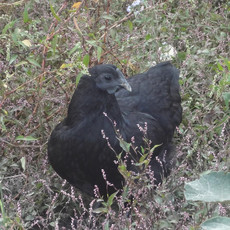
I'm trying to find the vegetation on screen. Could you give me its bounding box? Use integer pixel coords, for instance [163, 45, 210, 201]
[0, 0, 229, 229]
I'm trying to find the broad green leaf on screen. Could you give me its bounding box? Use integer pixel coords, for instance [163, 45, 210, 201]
[139, 153, 148, 163]
[83, 54, 90, 67]
[26, 58, 41, 67]
[2, 20, 17, 34]
[107, 191, 118, 207]
[119, 138, 131, 152]
[118, 164, 131, 178]
[16, 135, 38, 141]
[9, 54, 18, 65]
[217, 63, 223, 71]
[184, 171, 230, 202]
[102, 15, 115, 21]
[76, 73, 83, 86]
[201, 216, 230, 230]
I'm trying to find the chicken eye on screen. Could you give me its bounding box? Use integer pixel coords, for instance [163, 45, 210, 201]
[104, 75, 112, 81]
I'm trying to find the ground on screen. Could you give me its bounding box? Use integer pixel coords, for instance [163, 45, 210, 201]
[0, 0, 229, 229]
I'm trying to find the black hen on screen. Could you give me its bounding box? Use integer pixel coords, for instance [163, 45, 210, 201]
[48, 62, 182, 198]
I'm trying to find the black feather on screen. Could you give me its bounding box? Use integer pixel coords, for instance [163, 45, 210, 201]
[48, 62, 182, 198]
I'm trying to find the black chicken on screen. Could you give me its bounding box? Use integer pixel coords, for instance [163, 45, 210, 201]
[48, 62, 182, 198]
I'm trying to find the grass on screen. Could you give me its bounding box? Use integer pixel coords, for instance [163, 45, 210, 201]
[0, 0, 229, 229]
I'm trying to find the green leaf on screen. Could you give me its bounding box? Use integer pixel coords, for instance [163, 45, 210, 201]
[50, 3, 61, 21]
[145, 34, 151, 40]
[184, 171, 230, 202]
[104, 221, 110, 230]
[51, 34, 58, 54]
[15, 61, 28, 67]
[107, 191, 118, 206]
[118, 164, 130, 178]
[83, 54, 90, 67]
[0, 185, 6, 220]
[20, 157, 26, 171]
[49, 222, 56, 227]
[2, 20, 17, 34]
[60, 63, 73, 69]
[15, 136, 38, 141]
[86, 40, 97, 46]
[135, 159, 149, 168]
[224, 59, 230, 70]
[139, 153, 148, 163]
[217, 63, 223, 71]
[0, 116, 7, 132]
[9, 55, 18, 65]
[23, 4, 30, 23]
[222, 92, 230, 109]
[140, 146, 145, 154]
[119, 138, 131, 152]
[177, 52, 187, 61]
[92, 207, 108, 214]
[0, 199, 5, 220]
[135, 153, 149, 166]
[26, 58, 41, 67]
[97, 46, 102, 62]
[68, 42, 81, 55]
[76, 73, 83, 86]
[127, 20, 133, 31]
[150, 144, 162, 154]
[201, 216, 230, 230]
[102, 15, 115, 21]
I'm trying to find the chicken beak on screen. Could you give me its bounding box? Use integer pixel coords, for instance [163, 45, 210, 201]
[120, 79, 132, 92]
[116, 68, 132, 92]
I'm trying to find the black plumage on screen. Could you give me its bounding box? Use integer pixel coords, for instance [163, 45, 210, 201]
[48, 62, 182, 198]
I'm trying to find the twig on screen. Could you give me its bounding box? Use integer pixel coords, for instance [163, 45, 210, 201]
[0, 138, 41, 148]
[99, 11, 134, 40]
[2, 174, 27, 180]
[99, 5, 155, 40]
[42, 0, 85, 71]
